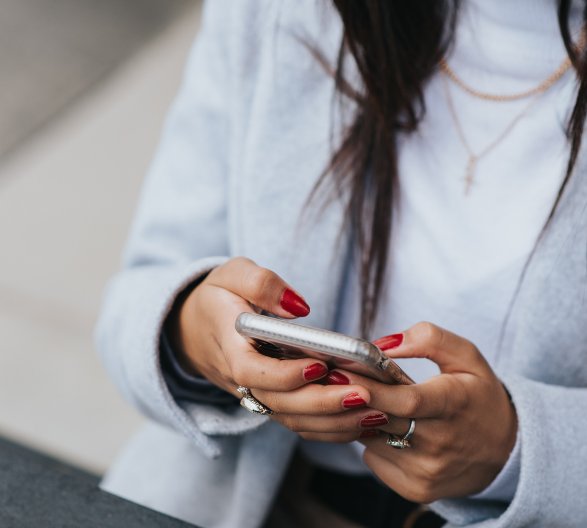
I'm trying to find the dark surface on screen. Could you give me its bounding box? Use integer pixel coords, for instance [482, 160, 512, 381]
[309, 466, 446, 528]
[0, 0, 195, 159]
[0, 436, 197, 527]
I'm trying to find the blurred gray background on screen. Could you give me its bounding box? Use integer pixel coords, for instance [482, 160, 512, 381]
[0, 0, 203, 474]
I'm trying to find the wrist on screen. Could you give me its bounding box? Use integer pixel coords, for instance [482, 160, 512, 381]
[469, 383, 519, 496]
[492, 384, 519, 479]
[166, 279, 207, 378]
[502, 385, 518, 460]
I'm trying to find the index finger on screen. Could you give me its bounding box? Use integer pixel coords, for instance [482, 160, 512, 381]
[326, 369, 470, 419]
[374, 322, 490, 377]
[213, 291, 328, 392]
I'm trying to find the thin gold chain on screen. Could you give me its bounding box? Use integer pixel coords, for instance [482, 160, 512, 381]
[440, 74, 543, 195]
[439, 36, 584, 194]
[438, 30, 585, 102]
[438, 56, 573, 101]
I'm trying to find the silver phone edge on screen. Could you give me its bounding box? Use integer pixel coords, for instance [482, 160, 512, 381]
[236, 313, 413, 385]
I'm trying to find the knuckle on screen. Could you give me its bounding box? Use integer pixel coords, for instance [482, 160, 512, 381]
[429, 432, 451, 456]
[402, 388, 424, 417]
[244, 268, 277, 297]
[230, 256, 251, 267]
[271, 364, 300, 392]
[204, 266, 222, 284]
[319, 395, 332, 415]
[418, 457, 447, 483]
[427, 443, 443, 458]
[453, 381, 471, 413]
[419, 321, 444, 349]
[442, 378, 469, 419]
[329, 417, 350, 434]
[210, 257, 250, 283]
[409, 485, 436, 505]
[230, 364, 249, 387]
[280, 415, 299, 432]
[256, 391, 277, 410]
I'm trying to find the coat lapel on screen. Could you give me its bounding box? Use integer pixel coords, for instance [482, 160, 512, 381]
[230, 1, 348, 332]
[507, 148, 587, 385]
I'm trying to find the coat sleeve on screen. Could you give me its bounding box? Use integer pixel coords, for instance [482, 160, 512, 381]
[431, 373, 587, 527]
[95, 0, 268, 460]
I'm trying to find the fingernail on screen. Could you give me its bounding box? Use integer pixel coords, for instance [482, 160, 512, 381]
[303, 363, 328, 381]
[280, 289, 310, 317]
[342, 393, 367, 409]
[326, 371, 350, 385]
[373, 333, 404, 351]
[360, 413, 388, 428]
[358, 429, 379, 439]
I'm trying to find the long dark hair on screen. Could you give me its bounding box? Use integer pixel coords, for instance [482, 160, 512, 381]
[313, 0, 587, 338]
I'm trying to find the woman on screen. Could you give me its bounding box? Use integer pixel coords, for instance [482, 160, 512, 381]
[96, 0, 587, 526]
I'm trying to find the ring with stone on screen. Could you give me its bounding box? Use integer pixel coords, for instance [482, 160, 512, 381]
[237, 386, 274, 416]
[386, 419, 416, 449]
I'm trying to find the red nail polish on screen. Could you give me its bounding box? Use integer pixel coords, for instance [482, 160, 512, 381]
[360, 413, 388, 428]
[342, 393, 367, 409]
[280, 289, 310, 317]
[358, 429, 379, 439]
[326, 371, 350, 385]
[303, 363, 328, 381]
[373, 333, 404, 351]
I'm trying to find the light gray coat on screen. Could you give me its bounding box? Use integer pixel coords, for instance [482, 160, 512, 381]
[95, 1, 587, 526]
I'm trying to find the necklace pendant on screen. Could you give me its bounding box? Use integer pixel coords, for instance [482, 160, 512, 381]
[463, 156, 477, 196]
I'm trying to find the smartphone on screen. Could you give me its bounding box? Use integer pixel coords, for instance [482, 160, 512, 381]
[235, 312, 414, 386]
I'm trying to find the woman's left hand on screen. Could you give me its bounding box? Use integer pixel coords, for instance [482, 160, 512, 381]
[355, 322, 518, 502]
[267, 322, 518, 503]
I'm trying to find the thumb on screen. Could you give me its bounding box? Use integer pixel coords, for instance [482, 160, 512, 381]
[373, 322, 490, 377]
[206, 257, 310, 319]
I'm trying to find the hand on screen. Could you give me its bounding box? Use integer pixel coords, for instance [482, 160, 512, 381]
[261, 321, 517, 501]
[352, 323, 517, 502]
[169, 258, 370, 416]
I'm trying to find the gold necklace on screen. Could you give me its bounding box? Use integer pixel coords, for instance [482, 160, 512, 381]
[440, 74, 543, 195]
[438, 57, 573, 102]
[438, 32, 584, 102]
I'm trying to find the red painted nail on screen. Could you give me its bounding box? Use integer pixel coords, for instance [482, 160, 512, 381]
[373, 333, 404, 351]
[326, 371, 350, 385]
[358, 429, 379, 439]
[280, 289, 310, 317]
[360, 413, 388, 428]
[342, 393, 367, 409]
[303, 363, 328, 382]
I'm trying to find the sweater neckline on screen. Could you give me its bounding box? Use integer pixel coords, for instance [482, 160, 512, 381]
[448, 0, 583, 91]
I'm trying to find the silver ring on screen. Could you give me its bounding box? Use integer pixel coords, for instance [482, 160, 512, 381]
[386, 419, 415, 449]
[237, 386, 274, 416]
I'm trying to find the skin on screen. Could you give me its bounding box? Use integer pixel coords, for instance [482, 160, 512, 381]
[171, 256, 518, 504]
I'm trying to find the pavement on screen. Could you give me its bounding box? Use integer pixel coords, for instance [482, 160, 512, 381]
[0, 0, 202, 474]
[0, 0, 193, 159]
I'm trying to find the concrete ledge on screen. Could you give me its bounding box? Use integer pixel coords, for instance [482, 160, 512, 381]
[0, 436, 196, 527]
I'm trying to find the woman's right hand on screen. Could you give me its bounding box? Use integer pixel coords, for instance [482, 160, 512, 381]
[168, 257, 330, 397]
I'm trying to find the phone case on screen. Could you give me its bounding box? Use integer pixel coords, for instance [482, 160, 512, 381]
[235, 312, 413, 385]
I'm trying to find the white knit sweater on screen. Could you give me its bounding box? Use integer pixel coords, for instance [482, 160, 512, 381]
[302, 0, 582, 501]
